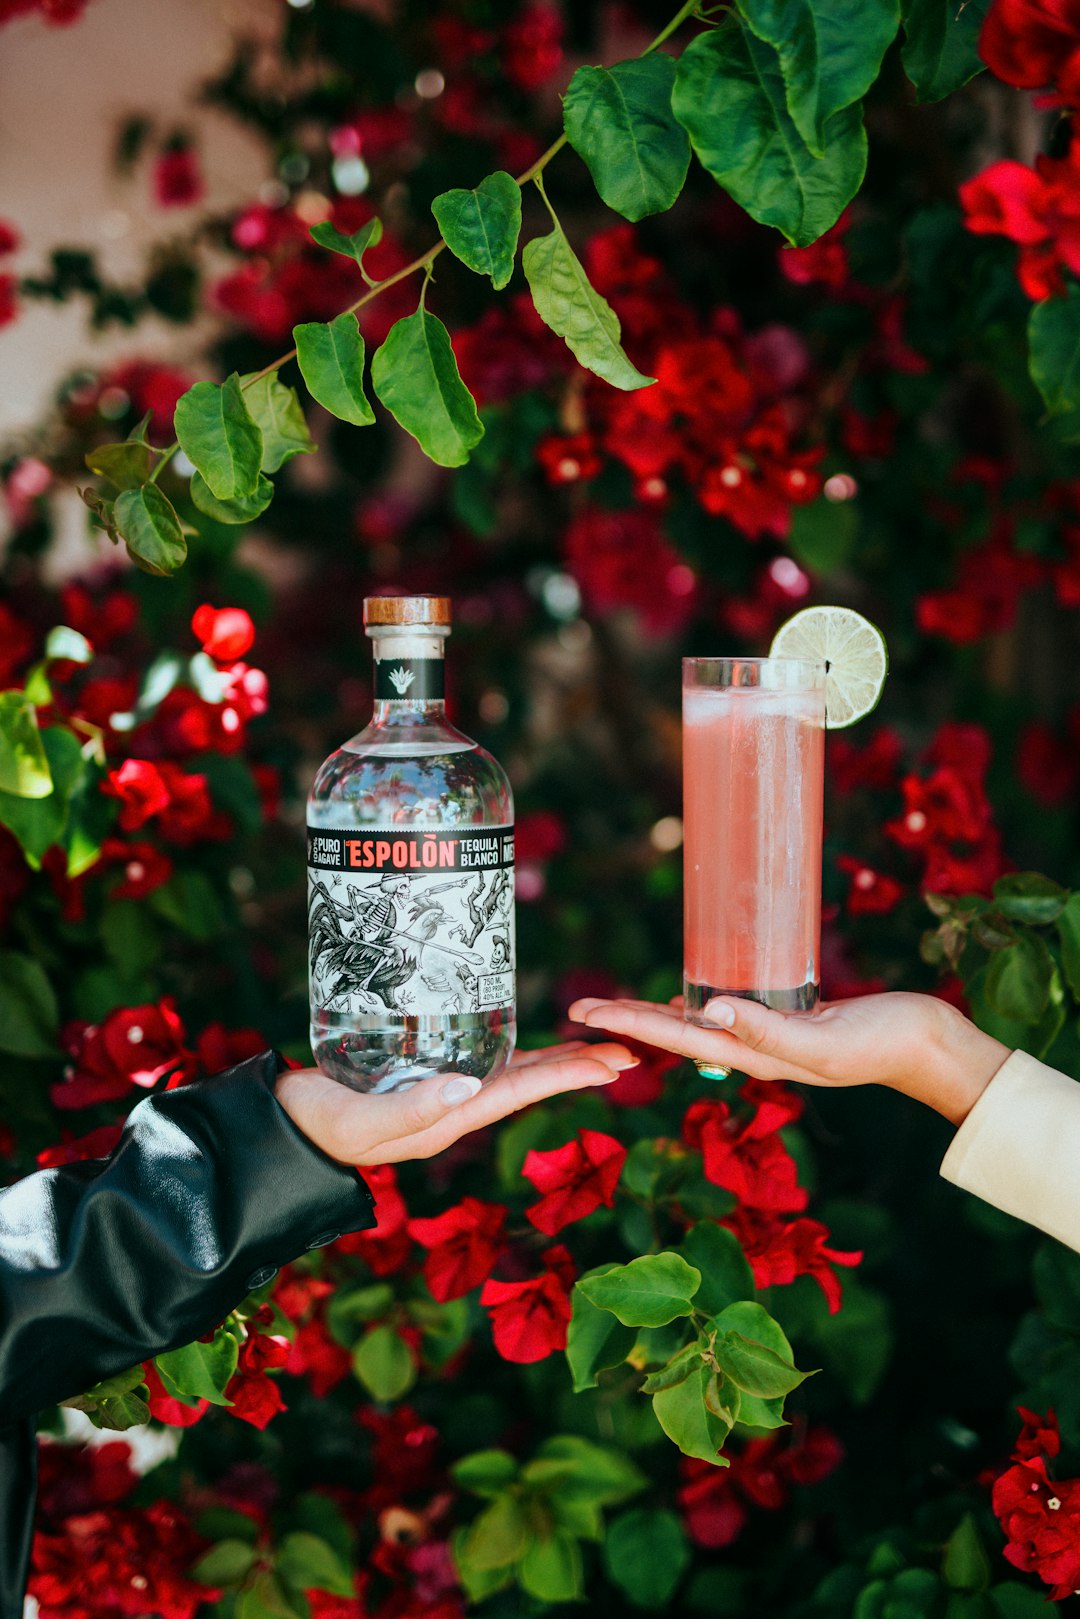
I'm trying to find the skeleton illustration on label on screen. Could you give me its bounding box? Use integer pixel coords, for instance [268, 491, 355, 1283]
[307, 826, 515, 1018]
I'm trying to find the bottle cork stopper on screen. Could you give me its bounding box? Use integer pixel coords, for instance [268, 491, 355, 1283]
[363, 596, 452, 627]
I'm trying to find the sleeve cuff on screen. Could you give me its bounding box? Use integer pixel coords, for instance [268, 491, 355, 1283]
[940, 1048, 1080, 1251]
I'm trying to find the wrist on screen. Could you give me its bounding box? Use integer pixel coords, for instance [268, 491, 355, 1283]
[920, 1007, 1011, 1127]
[274, 1068, 356, 1165]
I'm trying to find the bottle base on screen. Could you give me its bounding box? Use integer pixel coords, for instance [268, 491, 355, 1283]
[683, 978, 818, 1021]
[310, 1012, 516, 1094]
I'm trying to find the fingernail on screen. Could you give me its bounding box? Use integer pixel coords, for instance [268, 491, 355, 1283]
[704, 1000, 736, 1028]
[441, 1076, 482, 1106]
[613, 1056, 640, 1070]
[568, 998, 600, 1020]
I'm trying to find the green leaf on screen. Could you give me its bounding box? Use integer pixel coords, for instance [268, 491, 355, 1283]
[672, 22, 867, 247]
[78, 485, 122, 544]
[309, 216, 383, 276]
[788, 498, 858, 575]
[520, 1531, 584, 1603]
[174, 374, 263, 500]
[713, 1329, 811, 1398]
[371, 306, 484, 467]
[0, 727, 94, 870]
[578, 1251, 701, 1328]
[739, 0, 899, 155]
[525, 1435, 646, 1506]
[63, 1384, 151, 1431]
[432, 171, 522, 289]
[0, 692, 51, 797]
[352, 1323, 416, 1402]
[451, 1526, 516, 1603]
[192, 1540, 257, 1586]
[1030, 288, 1080, 418]
[237, 1571, 305, 1619]
[714, 1299, 796, 1353]
[190, 471, 273, 525]
[277, 1532, 354, 1598]
[84, 439, 152, 490]
[652, 1363, 732, 1463]
[900, 0, 989, 101]
[563, 56, 691, 221]
[462, 1494, 531, 1571]
[944, 1515, 992, 1594]
[0, 950, 59, 1057]
[735, 1390, 789, 1431]
[149, 871, 229, 941]
[704, 1370, 743, 1427]
[566, 1268, 638, 1390]
[155, 1328, 239, 1406]
[242, 373, 315, 472]
[1057, 893, 1080, 999]
[522, 215, 655, 390]
[679, 1222, 756, 1315]
[602, 1508, 692, 1609]
[993, 873, 1068, 925]
[641, 1341, 704, 1394]
[114, 485, 188, 577]
[294, 315, 376, 427]
[451, 1449, 520, 1497]
[984, 933, 1054, 1024]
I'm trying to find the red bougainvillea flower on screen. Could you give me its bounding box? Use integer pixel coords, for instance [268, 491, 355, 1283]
[335, 1162, 412, 1275]
[100, 838, 173, 900]
[223, 1322, 290, 1429]
[536, 432, 604, 485]
[563, 505, 698, 636]
[35, 1438, 137, 1519]
[193, 1022, 268, 1077]
[1019, 719, 1080, 805]
[0, 274, 17, 329]
[152, 143, 204, 208]
[501, 0, 563, 90]
[522, 1130, 627, 1236]
[106, 759, 229, 846]
[604, 1041, 682, 1107]
[829, 727, 903, 795]
[60, 582, 138, 651]
[144, 1360, 210, 1428]
[192, 603, 256, 662]
[679, 1425, 843, 1548]
[1015, 1405, 1062, 1460]
[29, 1498, 214, 1619]
[779, 210, 852, 289]
[837, 854, 905, 916]
[98, 361, 195, 444]
[727, 1211, 862, 1312]
[980, 0, 1080, 103]
[36, 1122, 123, 1168]
[683, 1098, 808, 1214]
[52, 999, 195, 1109]
[408, 1197, 507, 1301]
[286, 1313, 352, 1398]
[0, 219, 19, 255]
[358, 1404, 441, 1506]
[960, 146, 1080, 298]
[993, 1453, 1080, 1599]
[480, 1244, 576, 1362]
[103, 758, 171, 830]
[0, 601, 35, 684]
[916, 539, 1044, 642]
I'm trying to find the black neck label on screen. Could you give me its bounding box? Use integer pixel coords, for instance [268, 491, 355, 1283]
[375, 657, 444, 701]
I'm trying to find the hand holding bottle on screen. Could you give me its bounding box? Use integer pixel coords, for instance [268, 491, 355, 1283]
[275, 1040, 636, 1165]
[568, 992, 1011, 1126]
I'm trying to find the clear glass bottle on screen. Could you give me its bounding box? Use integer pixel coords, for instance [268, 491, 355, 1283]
[307, 596, 516, 1092]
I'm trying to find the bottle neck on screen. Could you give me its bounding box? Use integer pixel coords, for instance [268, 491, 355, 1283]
[369, 628, 448, 723]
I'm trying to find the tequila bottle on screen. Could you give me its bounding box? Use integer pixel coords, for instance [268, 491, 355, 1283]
[307, 596, 516, 1091]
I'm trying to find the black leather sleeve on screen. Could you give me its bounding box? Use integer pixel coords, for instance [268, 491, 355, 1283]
[0, 1049, 376, 1618]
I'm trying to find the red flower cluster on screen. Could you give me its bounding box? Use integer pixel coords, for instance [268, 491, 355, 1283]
[52, 999, 194, 1110]
[479, 1244, 576, 1363]
[885, 723, 1005, 895]
[276, 1268, 352, 1396]
[408, 1197, 507, 1301]
[678, 1424, 844, 1547]
[980, 0, 1080, 106]
[227, 1310, 290, 1429]
[837, 853, 905, 917]
[0, 215, 18, 331]
[960, 145, 1080, 299]
[0, 0, 90, 26]
[522, 1129, 627, 1235]
[36, 1438, 137, 1517]
[29, 1499, 212, 1619]
[992, 1408, 1080, 1600]
[727, 1209, 862, 1314]
[336, 1162, 412, 1275]
[562, 506, 699, 637]
[152, 143, 203, 209]
[916, 534, 1044, 643]
[682, 1090, 807, 1214]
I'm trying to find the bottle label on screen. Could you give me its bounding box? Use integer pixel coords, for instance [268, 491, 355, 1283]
[374, 658, 445, 702]
[307, 826, 515, 1018]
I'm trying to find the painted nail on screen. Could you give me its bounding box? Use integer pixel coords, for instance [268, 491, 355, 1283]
[704, 1000, 736, 1028]
[441, 1076, 482, 1106]
[613, 1056, 640, 1070]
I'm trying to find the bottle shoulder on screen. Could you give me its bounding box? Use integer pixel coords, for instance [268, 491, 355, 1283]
[308, 723, 513, 825]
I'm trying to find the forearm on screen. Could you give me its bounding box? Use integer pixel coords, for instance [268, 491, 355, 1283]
[0, 1050, 374, 1424]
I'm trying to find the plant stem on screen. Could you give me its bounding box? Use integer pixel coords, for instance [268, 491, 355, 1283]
[144, 0, 701, 468]
[147, 442, 178, 484]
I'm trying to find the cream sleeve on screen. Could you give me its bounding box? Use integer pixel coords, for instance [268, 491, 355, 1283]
[940, 1048, 1080, 1252]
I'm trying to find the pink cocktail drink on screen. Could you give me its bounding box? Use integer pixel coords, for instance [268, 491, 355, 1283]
[683, 657, 826, 1021]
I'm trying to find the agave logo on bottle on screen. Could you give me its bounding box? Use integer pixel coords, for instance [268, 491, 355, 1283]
[375, 657, 444, 702]
[307, 826, 515, 1018]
